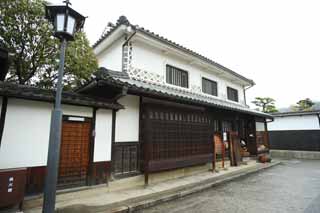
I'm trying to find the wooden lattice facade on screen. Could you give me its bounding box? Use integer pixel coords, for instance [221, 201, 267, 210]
[113, 142, 139, 176]
[72, 77, 271, 184]
[141, 98, 214, 184]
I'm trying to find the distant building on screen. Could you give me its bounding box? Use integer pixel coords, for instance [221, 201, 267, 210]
[268, 111, 320, 155]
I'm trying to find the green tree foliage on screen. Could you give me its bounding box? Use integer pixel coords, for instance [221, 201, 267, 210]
[0, 0, 98, 89]
[252, 97, 278, 113]
[291, 98, 315, 111]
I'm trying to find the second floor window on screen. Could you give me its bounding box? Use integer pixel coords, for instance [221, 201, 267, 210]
[202, 78, 218, 96]
[227, 87, 239, 102]
[166, 65, 188, 88]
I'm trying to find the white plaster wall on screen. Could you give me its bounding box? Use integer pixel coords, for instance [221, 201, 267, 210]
[115, 95, 140, 142]
[0, 99, 95, 169]
[131, 41, 245, 105]
[62, 104, 93, 117]
[94, 109, 113, 162]
[0, 99, 52, 169]
[268, 115, 320, 131]
[96, 36, 124, 71]
[256, 122, 265, 131]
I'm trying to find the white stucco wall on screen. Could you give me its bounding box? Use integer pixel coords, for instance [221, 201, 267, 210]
[115, 95, 140, 142]
[268, 115, 320, 131]
[131, 41, 246, 105]
[96, 37, 124, 71]
[62, 104, 93, 117]
[256, 122, 265, 131]
[0, 99, 52, 169]
[0, 99, 96, 169]
[94, 109, 113, 162]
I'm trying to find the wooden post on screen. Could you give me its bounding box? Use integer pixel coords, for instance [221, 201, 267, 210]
[228, 132, 234, 166]
[144, 141, 150, 185]
[264, 120, 270, 149]
[212, 135, 216, 172]
[253, 118, 257, 155]
[144, 108, 152, 186]
[221, 140, 225, 169]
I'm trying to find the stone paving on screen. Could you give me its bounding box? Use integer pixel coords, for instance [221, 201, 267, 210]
[139, 160, 320, 213]
[0, 160, 280, 213]
[14, 160, 278, 213]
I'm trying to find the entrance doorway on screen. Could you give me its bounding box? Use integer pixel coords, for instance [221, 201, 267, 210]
[58, 116, 92, 188]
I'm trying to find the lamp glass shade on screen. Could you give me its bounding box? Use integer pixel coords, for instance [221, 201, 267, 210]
[56, 14, 65, 32]
[46, 4, 86, 41]
[66, 15, 76, 35]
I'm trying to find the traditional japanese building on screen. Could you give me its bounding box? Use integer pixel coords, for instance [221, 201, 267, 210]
[0, 16, 272, 198]
[0, 82, 122, 195]
[268, 110, 320, 159]
[78, 16, 273, 183]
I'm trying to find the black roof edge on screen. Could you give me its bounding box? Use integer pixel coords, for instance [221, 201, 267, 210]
[74, 67, 129, 93]
[92, 16, 130, 48]
[271, 110, 320, 117]
[95, 77, 272, 119]
[0, 81, 123, 110]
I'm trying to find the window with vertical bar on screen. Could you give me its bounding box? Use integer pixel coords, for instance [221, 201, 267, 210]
[202, 78, 218, 96]
[166, 65, 188, 88]
[227, 87, 239, 102]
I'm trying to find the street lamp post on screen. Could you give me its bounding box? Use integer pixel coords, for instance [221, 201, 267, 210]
[43, 1, 85, 212]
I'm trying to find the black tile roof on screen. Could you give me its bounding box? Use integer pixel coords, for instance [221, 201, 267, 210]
[271, 110, 320, 117]
[0, 81, 123, 109]
[93, 16, 255, 85]
[95, 67, 130, 79]
[90, 68, 272, 119]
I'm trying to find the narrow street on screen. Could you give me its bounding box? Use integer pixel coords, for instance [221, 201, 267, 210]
[139, 160, 320, 213]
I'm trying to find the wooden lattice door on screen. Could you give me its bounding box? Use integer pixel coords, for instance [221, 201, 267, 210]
[58, 118, 91, 188]
[246, 119, 257, 155]
[141, 100, 213, 174]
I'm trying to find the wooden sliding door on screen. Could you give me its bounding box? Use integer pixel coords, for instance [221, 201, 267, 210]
[58, 117, 92, 188]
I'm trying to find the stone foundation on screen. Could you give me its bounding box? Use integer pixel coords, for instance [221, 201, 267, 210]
[270, 149, 320, 160]
[108, 161, 231, 192]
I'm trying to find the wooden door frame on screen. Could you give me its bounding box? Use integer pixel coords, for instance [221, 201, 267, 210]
[110, 109, 116, 175]
[88, 109, 96, 185]
[61, 114, 94, 187]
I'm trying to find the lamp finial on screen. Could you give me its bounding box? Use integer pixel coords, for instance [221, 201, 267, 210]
[63, 0, 71, 7]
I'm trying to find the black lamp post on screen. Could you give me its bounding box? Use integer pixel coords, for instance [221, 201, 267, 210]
[43, 1, 85, 212]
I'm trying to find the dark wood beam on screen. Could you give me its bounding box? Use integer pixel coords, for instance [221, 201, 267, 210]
[112, 86, 128, 101]
[88, 108, 97, 185]
[110, 109, 117, 175]
[0, 96, 8, 147]
[142, 97, 206, 112]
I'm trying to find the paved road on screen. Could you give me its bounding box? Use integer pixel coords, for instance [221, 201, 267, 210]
[139, 160, 320, 213]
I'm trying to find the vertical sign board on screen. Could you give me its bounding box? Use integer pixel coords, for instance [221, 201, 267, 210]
[0, 168, 27, 210]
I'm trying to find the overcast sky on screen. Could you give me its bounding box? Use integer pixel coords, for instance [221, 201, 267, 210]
[51, 0, 320, 108]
